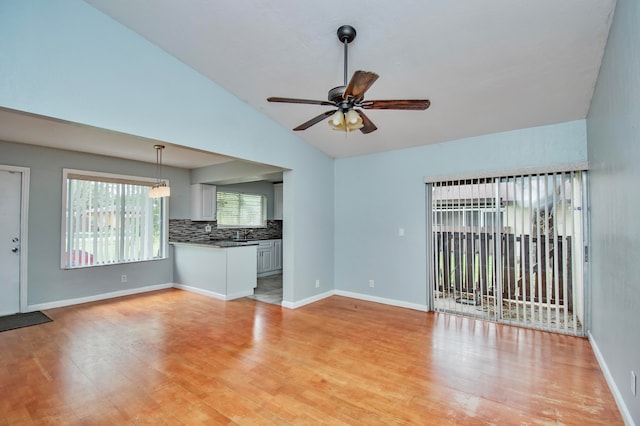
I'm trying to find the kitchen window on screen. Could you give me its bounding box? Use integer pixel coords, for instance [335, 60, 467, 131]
[216, 191, 266, 228]
[61, 169, 167, 268]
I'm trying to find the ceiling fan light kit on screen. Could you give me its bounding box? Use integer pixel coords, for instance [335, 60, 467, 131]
[267, 25, 430, 135]
[330, 109, 363, 132]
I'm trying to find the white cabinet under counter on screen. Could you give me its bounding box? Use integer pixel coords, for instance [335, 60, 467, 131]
[171, 242, 256, 300]
[252, 239, 282, 277]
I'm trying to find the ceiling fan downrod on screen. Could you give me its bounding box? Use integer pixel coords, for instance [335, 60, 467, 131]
[337, 25, 356, 87]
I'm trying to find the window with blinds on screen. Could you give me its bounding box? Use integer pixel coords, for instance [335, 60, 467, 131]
[61, 169, 167, 268]
[216, 191, 266, 228]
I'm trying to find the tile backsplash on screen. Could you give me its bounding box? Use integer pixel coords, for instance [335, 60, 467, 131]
[169, 219, 282, 243]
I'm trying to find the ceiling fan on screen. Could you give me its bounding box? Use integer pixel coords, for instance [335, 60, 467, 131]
[267, 25, 431, 134]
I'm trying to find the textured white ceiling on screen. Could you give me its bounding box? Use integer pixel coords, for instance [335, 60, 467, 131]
[81, 0, 615, 159]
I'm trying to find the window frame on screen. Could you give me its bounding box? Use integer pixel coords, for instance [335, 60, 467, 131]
[60, 168, 169, 269]
[216, 191, 267, 229]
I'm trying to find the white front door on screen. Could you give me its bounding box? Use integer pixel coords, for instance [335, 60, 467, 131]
[0, 170, 22, 316]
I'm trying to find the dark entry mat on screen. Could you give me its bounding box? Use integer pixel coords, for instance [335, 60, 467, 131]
[0, 311, 52, 332]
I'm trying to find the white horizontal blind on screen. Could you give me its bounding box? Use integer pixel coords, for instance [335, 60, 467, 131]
[216, 192, 266, 227]
[64, 172, 165, 268]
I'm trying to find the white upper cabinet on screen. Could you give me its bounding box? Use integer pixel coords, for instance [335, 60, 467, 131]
[191, 183, 217, 221]
[273, 183, 283, 220]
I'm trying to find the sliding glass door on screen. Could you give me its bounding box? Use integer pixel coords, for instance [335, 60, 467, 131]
[429, 171, 587, 335]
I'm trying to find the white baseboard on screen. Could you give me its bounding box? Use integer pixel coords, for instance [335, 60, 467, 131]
[28, 283, 174, 311]
[172, 284, 254, 301]
[588, 331, 635, 426]
[27, 283, 428, 317]
[172, 284, 227, 301]
[334, 290, 429, 312]
[280, 289, 429, 312]
[225, 290, 254, 300]
[281, 290, 334, 309]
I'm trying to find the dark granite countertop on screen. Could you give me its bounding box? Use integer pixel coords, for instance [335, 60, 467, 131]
[170, 241, 259, 248]
[209, 237, 280, 241]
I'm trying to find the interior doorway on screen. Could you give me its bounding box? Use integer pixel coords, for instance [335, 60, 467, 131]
[0, 166, 29, 316]
[428, 170, 587, 335]
[249, 274, 283, 305]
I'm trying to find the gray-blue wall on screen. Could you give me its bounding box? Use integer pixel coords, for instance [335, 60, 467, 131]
[0, 140, 190, 305]
[2, 4, 636, 421]
[586, 0, 640, 422]
[334, 120, 587, 305]
[0, 0, 335, 305]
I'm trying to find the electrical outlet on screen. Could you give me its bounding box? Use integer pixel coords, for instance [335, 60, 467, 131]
[315, 279, 320, 288]
[398, 227, 405, 237]
[204, 224, 212, 233]
[632, 371, 637, 396]
[369, 279, 375, 288]
[121, 274, 127, 283]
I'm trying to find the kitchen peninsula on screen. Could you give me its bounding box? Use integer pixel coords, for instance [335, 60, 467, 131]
[171, 241, 257, 300]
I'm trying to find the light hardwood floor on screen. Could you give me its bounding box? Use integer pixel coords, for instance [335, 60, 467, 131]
[0, 290, 622, 425]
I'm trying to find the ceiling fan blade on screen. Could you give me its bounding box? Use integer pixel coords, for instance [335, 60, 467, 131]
[357, 110, 378, 134]
[268, 97, 335, 106]
[293, 110, 336, 131]
[360, 99, 431, 110]
[343, 71, 379, 102]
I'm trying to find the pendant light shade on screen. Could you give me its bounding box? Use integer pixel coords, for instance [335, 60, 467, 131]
[149, 182, 170, 198]
[149, 144, 170, 198]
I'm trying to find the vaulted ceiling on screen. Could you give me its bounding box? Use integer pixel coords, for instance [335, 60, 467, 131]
[82, 0, 616, 159]
[0, 1, 616, 166]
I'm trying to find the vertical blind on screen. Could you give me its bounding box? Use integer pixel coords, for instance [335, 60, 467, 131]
[430, 171, 586, 335]
[63, 172, 165, 268]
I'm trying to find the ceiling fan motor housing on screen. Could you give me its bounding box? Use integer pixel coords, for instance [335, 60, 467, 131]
[328, 86, 346, 102]
[328, 86, 352, 111]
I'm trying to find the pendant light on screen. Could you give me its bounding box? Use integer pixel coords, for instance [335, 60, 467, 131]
[149, 144, 171, 198]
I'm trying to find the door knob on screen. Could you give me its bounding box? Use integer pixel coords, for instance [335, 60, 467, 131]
[11, 247, 19, 253]
[12, 237, 19, 243]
